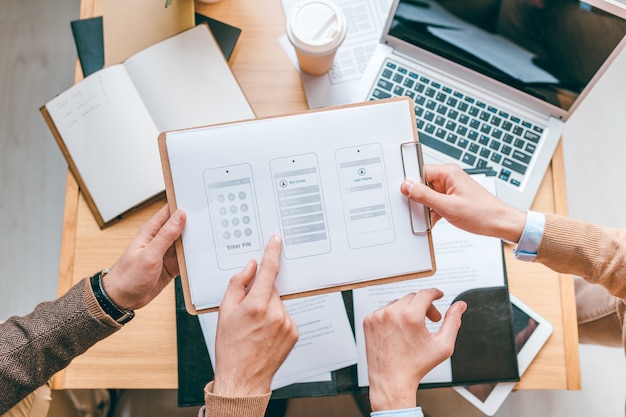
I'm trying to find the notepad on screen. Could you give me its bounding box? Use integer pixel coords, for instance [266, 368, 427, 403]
[41, 24, 254, 228]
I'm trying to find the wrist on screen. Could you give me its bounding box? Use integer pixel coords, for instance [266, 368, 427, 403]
[100, 268, 135, 310]
[90, 270, 135, 324]
[369, 382, 417, 412]
[212, 374, 270, 397]
[493, 206, 526, 243]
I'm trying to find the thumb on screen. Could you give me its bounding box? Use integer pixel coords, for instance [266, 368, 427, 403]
[220, 259, 257, 310]
[435, 301, 466, 346]
[145, 208, 186, 260]
[400, 180, 450, 212]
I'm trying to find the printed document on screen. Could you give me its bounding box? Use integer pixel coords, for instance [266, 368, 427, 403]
[198, 292, 357, 389]
[353, 175, 505, 386]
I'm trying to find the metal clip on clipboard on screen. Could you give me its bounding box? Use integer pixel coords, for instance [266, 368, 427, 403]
[400, 141, 432, 234]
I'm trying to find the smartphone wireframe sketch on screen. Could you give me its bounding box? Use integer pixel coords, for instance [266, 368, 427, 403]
[335, 143, 395, 248]
[270, 153, 331, 259]
[203, 163, 263, 270]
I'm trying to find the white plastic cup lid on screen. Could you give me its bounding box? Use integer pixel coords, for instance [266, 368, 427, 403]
[286, 0, 347, 56]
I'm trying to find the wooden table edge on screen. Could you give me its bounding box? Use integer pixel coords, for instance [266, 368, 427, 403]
[551, 140, 582, 390]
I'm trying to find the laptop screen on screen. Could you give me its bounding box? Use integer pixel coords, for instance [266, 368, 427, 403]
[388, 0, 626, 111]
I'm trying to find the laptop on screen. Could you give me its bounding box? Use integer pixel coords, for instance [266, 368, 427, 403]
[354, 0, 626, 211]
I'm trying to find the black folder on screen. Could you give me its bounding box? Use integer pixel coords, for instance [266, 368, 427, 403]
[70, 13, 242, 77]
[174, 245, 518, 407]
[451, 286, 519, 384]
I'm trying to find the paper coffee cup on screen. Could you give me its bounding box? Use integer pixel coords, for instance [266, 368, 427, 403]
[286, 0, 347, 75]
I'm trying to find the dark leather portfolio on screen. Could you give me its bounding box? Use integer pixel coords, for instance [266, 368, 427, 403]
[174, 267, 518, 406]
[450, 286, 519, 384]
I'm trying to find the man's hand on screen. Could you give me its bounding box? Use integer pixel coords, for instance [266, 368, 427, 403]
[101, 205, 186, 310]
[401, 163, 526, 243]
[364, 289, 466, 411]
[213, 235, 299, 396]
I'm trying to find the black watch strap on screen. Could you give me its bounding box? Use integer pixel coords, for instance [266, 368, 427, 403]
[89, 270, 135, 324]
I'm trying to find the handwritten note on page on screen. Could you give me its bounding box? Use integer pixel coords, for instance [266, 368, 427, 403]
[45, 65, 164, 224]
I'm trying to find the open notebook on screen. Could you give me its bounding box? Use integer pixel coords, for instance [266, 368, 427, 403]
[41, 24, 253, 228]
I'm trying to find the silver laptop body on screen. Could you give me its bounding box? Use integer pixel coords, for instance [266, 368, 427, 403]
[354, 0, 626, 211]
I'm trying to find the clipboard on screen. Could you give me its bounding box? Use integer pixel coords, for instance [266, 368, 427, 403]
[159, 97, 436, 314]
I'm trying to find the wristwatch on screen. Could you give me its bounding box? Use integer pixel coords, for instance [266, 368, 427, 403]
[89, 269, 135, 324]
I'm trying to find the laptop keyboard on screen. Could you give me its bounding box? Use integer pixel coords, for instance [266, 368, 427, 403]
[368, 59, 546, 188]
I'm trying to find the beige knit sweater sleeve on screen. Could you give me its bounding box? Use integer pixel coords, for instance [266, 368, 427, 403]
[198, 381, 271, 417]
[536, 213, 626, 299]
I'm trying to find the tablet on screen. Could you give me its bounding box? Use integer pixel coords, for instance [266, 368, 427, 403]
[452, 294, 553, 415]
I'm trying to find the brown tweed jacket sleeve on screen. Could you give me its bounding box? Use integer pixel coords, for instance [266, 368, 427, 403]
[0, 277, 121, 413]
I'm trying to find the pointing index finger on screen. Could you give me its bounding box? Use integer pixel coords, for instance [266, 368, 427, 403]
[247, 235, 283, 300]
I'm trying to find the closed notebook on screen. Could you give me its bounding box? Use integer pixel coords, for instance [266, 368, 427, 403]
[70, 13, 242, 77]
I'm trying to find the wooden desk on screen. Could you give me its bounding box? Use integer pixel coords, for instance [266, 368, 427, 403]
[53, 0, 580, 391]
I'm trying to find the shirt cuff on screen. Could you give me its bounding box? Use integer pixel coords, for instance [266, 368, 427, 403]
[514, 210, 545, 262]
[371, 407, 424, 417]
